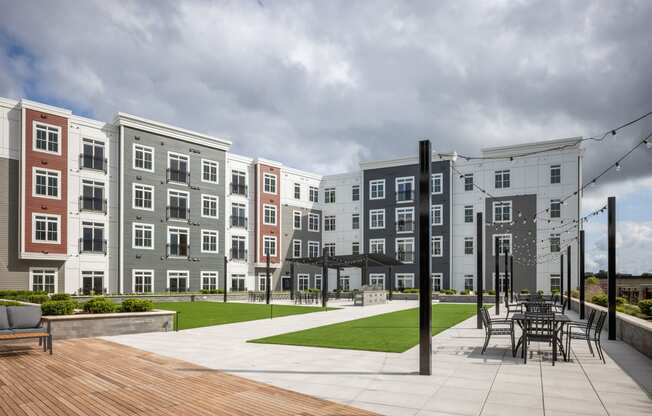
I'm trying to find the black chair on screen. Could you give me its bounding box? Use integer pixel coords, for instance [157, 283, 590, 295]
[593, 311, 607, 363]
[521, 312, 559, 365]
[524, 302, 553, 315]
[480, 307, 515, 355]
[504, 295, 522, 319]
[566, 309, 597, 358]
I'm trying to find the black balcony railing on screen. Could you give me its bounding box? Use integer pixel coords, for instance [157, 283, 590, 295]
[167, 206, 190, 220]
[395, 220, 414, 233]
[396, 251, 415, 263]
[230, 215, 248, 228]
[79, 154, 107, 173]
[167, 168, 190, 185]
[230, 183, 247, 195]
[166, 243, 189, 258]
[230, 248, 248, 261]
[79, 238, 107, 255]
[396, 189, 415, 202]
[79, 196, 107, 214]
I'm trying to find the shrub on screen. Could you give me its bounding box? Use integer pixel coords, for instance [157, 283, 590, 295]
[570, 289, 579, 299]
[618, 303, 642, 318]
[637, 299, 652, 316]
[83, 297, 117, 314]
[50, 293, 71, 301]
[486, 290, 496, 295]
[537, 290, 544, 295]
[27, 294, 49, 304]
[120, 298, 154, 312]
[403, 288, 419, 294]
[41, 300, 77, 316]
[585, 276, 600, 285]
[520, 289, 530, 294]
[460, 289, 471, 295]
[0, 300, 23, 306]
[441, 289, 457, 295]
[591, 293, 607, 307]
[551, 289, 560, 294]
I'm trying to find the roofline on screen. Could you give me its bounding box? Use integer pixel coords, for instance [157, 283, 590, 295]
[282, 165, 323, 181]
[481, 136, 582, 156]
[20, 98, 72, 118]
[359, 152, 454, 170]
[227, 152, 254, 164]
[254, 157, 284, 168]
[0, 97, 19, 110]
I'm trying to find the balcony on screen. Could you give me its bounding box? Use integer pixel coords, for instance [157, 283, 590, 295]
[79, 238, 107, 255]
[230, 183, 248, 196]
[396, 189, 415, 202]
[167, 168, 190, 185]
[79, 154, 107, 173]
[230, 248, 248, 261]
[396, 251, 415, 263]
[230, 215, 248, 229]
[166, 243, 189, 258]
[167, 206, 189, 221]
[395, 220, 414, 233]
[79, 196, 107, 214]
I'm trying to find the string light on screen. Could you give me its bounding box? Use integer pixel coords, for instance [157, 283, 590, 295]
[615, 163, 621, 172]
[646, 140, 652, 149]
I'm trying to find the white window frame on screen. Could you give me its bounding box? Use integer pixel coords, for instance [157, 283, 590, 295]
[431, 235, 443, 257]
[201, 194, 219, 219]
[550, 233, 561, 253]
[464, 237, 474, 255]
[32, 213, 61, 244]
[132, 222, 154, 250]
[298, 274, 310, 291]
[263, 173, 277, 194]
[201, 271, 219, 290]
[167, 188, 190, 221]
[369, 238, 385, 254]
[314, 274, 322, 290]
[308, 241, 320, 258]
[201, 230, 219, 253]
[369, 209, 385, 230]
[495, 169, 511, 189]
[32, 121, 61, 155]
[396, 273, 415, 289]
[263, 204, 277, 226]
[352, 213, 360, 230]
[550, 199, 561, 218]
[263, 235, 277, 257]
[324, 187, 336, 203]
[201, 159, 219, 184]
[464, 205, 474, 223]
[550, 165, 561, 184]
[369, 273, 385, 289]
[352, 241, 360, 255]
[352, 185, 360, 201]
[492, 234, 512, 256]
[550, 274, 561, 292]
[463, 174, 474, 191]
[369, 179, 385, 200]
[395, 207, 414, 234]
[309, 186, 319, 202]
[431, 204, 443, 226]
[493, 201, 512, 223]
[431, 273, 442, 292]
[167, 151, 190, 184]
[293, 211, 302, 230]
[133, 143, 155, 172]
[132, 183, 155, 211]
[396, 237, 415, 263]
[432, 173, 443, 194]
[167, 226, 190, 257]
[292, 239, 302, 258]
[324, 242, 336, 256]
[167, 270, 190, 290]
[464, 275, 475, 291]
[29, 267, 57, 293]
[395, 176, 415, 202]
[32, 167, 61, 200]
[324, 215, 336, 232]
[308, 213, 320, 232]
[294, 183, 301, 199]
[132, 269, 154, 293]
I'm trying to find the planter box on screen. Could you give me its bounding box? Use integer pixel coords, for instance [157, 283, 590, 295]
[43, 310, 176, 340]
[72, 293, 249, 303]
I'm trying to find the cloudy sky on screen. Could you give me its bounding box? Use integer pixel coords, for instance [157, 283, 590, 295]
[1, 0, 651, 273]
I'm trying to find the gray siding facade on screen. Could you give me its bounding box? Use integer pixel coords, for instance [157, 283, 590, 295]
[277, 204, 322, 290]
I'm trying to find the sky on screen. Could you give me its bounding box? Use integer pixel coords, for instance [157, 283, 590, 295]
[1, 0, 651, 273]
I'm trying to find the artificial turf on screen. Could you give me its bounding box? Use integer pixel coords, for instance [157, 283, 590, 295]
[248, 303, 477, 353]
[155, 302, 332, 330]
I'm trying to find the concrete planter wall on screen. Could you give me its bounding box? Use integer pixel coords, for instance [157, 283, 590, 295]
[43, 310, 176, 340]
[72, 293, 249, 303]
[569, 298, 652, 360]
[390, 293, 502, 303]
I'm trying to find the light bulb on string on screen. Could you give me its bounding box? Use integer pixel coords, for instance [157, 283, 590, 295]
[646, 140, 652, 149]
[615, 163, 621, 172]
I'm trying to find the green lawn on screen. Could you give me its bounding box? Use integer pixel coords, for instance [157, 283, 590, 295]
[155, 302, 333, 330]
[249, 303, 477, 353]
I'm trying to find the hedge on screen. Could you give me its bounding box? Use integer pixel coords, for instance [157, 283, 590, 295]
[50, 293, 72, 301]
[120, 299, 154, 312]
[0, 300, 24, 307]
[638, 299, 652, 316]
[42, 300, 77, 316]
[28, 294, 50, 304]
[83, 297, 117, 314]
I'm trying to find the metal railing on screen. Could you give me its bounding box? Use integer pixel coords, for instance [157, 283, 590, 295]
[166, 243, 190, 258]
[166, 168, 190, 185]
[230, 215, 248, 228]
[396, 189, 415, 202]
[79, 154, 107, 173]
[230, 183, 247, 195]
[229, 248, 248, 261]
[395, 220, 414, 232]
[79, 196, 107, 214]
[396, 251, 415, 263]
[167, 206, 190, 220]
[79, 238, 107, 255]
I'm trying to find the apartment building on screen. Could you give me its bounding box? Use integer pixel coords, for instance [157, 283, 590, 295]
[0, 96, 581, 295]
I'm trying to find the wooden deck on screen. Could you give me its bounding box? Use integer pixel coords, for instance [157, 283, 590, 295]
[0, 338, 376, 416]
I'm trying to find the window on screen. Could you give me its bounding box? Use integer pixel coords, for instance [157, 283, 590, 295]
[80, 221, 105, 253]
[432, 173, 443, 194]
[324, 243, 336, 257]
[396, 273, 414, 289]
[550, 274, 561, 292]
[258, 275, 267, 292]
[81, 139, 105, 171]
[464, 237, 474, 255]
[314, 275, 323, 290]
[33, 122, 60, 154]
[324, 188, 336, 203]
[464, 206, 474, 223]
[32, 214, 59, 243]
[324, 215, 336, 231]
[431, 236, 443, 257]
[263, 204, 277, 225]
[133, 183, 154, 211]
[550, 199, 561, 218]
[431, 273, 442, 292]
[308, 213, 320, 232]
[133, 144, 154, 172]
[168, 270, 189, 292]
[231, 203, 246, 227]
[201, 230, 219, 253]
[352, 185, 360, 201]
[81, 271, 104, 295]
[369, 179, 385, 199]
[493, 201, 512, 223]
[30, 268, 56, 293]
[292, 239, 302, 258]
[550, 165, 561, 184]
[231, 170, 247, 195]
[431, 204, 443, 226]
[308, 241, 320, 258]
[231, 235, 247, 260]
[168, 227, 189, 257]
[495, 170, 510, 189]
[168, 189, 189, 220]
[396, 207, 414, 232]
[464, 174, 474, 191]
[33, 168, 59, 199]
[201, 159, 219, 184]
[201, 271, 218, 290]
[370, 273, 385, 289]
[263, 173, 277, 194]
[340, 276, 351, 291]
[231, 274, 246, 291]
[550, 234, 561, 253]
[133, 223, 154, 249]
[298, 274, 309, 291]
[263, 235, 277, 257]
[294, 183, 301, 199]
[369, 238, 385, 254]
[352, 242, 360, 255]
[352, 213, 360, 230]
[369, 209, 385, 229]
[293, 211, 302, 230]
[396, 238, 415, 263]
[396, 177, 414, 202]
[133, 270, 153, 293]
[309, 186, 319, 202]
[493, 234, 512, 256]
[81, 180, 105, 212]
[202, 194, 219, 218]
[167, 152, 189, 184]
[464, 275, 474, 291]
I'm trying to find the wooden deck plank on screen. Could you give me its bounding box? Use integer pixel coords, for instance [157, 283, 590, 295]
[0, 339, 377, 416]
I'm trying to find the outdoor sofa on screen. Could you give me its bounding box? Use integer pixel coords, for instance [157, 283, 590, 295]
[0, 305, 52, 354]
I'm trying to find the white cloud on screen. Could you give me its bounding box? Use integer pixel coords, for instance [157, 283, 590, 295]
[584, 221, 652, 274]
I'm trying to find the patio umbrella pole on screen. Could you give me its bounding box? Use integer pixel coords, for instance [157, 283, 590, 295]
[560, 253, 564, 301]
[608, 196, 616, 340]
[510, 255, 514, 303]
[476, 212, 483, 329]
[290, 261, 295, 301]
[266, 253, 271, 305]
[494, 236, 500, 315]
[579, 230, 585, 319]
[504, 248, 509, 304]
[567, 245, 572, 307]
[418, 139, 432, 376]
[223, 255, 228, 303]
[322, 247, 328, 309]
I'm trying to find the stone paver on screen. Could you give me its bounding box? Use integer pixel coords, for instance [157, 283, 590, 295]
[108, 301, 652, 416]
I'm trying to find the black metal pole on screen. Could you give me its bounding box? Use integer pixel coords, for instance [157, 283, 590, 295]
[266, 253, 271, 304]
[560, 253, 564, 301]
[223, 255, 228, 303]
[504, 248, 509, 302]
[322, 247, 328, 308]
[418, 140, 432, 376]
[494, 236, 500, 315]
[336, 266, 341, 291]
[388, 266, 393, 301]
[608, 196, 616, 340]
[290, 261, 295, 301]
[567, 245, 572, 307]
[362, 258, 368, 286]
[579, 230, 585, 319]
[509, 255, 514, 302]
[476, 212, 483, 329]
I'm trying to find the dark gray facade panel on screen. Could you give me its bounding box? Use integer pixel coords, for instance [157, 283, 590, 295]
[108, 130, 120, 293]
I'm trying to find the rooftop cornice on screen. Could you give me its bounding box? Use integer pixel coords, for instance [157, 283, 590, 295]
[20, 98, 72, 118]
[481, 136, 582, 157]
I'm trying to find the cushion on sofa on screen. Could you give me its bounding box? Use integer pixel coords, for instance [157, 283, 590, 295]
[0, 306, 9, 330]
[7, 306, 42, 329]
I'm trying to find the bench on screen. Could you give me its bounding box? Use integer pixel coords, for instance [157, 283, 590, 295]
[0, 305, 52, 354]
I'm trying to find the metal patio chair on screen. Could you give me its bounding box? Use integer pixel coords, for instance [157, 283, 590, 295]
[480, 307, 515, 355]
[565, 309, 597, 358]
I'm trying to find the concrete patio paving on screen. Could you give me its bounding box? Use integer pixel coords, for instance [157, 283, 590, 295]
[108, 301, 652, 416]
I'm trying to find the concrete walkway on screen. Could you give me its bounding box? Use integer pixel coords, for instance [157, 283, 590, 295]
[108, 302, 652, 416]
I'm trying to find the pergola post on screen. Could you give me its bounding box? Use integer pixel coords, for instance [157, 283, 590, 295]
[608, 196, 616, 340]
[266, 253, 271, 305]
[417, 139, 432, 376]
[388, 265, 393, 301]
[362, 258, 368, 286]
[476, 212, 483, 329]
[567, 245, 572, 307]
[509, 255, 514, 302]
[290, 261, 295, 301]
[504, 248, 509, 303]
[223, 255, 228, 303]
[560, 253, 564, 301]
[336, 266, 341, 291]
[321, 247, 329, 308]
[494, 236, 500, 315]
[579, 230, 586, 319]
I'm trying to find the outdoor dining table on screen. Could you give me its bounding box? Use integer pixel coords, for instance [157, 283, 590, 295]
[511, 313, 571, 364]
